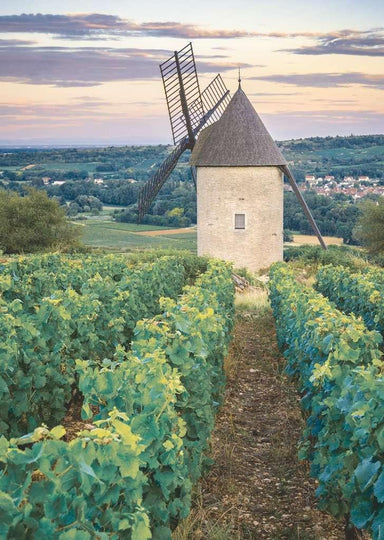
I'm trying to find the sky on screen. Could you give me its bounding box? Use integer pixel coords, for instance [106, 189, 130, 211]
[0, 0, 383, 145]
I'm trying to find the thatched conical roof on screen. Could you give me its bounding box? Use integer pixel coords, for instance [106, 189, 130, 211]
[190, 87, 287, 167]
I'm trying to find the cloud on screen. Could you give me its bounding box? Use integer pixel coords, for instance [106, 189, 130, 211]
[250, 72, 384, 89]
[0, 98, 121, 124]
[0, 38, 35, 46]
[262, 109, 384, 139]
[0, 101, 108, 119]
[270, 109, 381, 120]
[0, 99, 165, 127]
[249, 92, 302, 96]
[137, 21, 253, 39]
[312, 98, 358, 104]
[71, 95, 106, 102]
[283, 28, 384, 57]
[0, 14, 338, 42]
[0, 43, 243, 87]
[0, 13, 257, 40]
[3, 13, 383, 60]
[2, 14, 383, 59]
[0, 13, 128, 37]
[0, 45, 164, 87]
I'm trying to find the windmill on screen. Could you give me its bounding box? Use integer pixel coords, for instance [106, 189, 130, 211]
[137, 42, 326, 269]
[137, 42, 231, 221]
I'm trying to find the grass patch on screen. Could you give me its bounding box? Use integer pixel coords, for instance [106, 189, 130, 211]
[34, 161, 101, 172]
[79, 219, 197, 252]
[234, 289, 270, 315]
[284, 244, 371, 274]
[172, 488, 237, 540]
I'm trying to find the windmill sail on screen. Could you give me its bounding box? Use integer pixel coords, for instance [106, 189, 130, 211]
[137, 44, 230, 221]
[160, 42, 204, 146]
[137, 139, 189, 222]
[200, 74, 231, 126]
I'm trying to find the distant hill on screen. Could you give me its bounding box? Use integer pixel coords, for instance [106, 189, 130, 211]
[277, 134, 384, 182]
[1, 134, 383, 184]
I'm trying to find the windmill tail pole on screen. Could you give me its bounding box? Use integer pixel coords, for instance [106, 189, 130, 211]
[280, 165, 327, 250]
[137, 139, 189, 222]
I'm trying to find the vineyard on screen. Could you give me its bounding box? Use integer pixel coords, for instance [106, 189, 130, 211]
[0, 253, 234, 539]
[270, 262, 384, 538]
[2, 250, 384, 538]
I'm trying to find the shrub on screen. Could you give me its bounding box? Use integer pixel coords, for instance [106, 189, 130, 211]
[0, 189, 80, 253]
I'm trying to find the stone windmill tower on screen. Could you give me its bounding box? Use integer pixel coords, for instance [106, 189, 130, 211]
[190, 78, 326, 271]
[190, 81, 287, 271]
[138, 44, 326, 270]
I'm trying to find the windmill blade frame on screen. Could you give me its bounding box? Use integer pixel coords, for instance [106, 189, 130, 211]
[137, 85, 230, 221]
[160, 42, 204, 146]
[137, 44, 231, 222]
[137, 139, 189, 222]
[200, 74, 231, 126]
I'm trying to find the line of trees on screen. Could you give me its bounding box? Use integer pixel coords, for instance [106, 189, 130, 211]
[1, 186, 384, 257]
[284, 191, 361, 244]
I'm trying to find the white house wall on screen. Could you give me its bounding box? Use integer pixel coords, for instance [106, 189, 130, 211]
[197, 166, 284, 271]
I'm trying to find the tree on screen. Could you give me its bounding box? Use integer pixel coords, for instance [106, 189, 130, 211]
[167, 207, 184, 218]
[68, 201, 80, 217]
[31, 177, 44, 188]
[354, 198, 384, 254]
[4, 171, 17, 182]
[0, 188, 81, 253]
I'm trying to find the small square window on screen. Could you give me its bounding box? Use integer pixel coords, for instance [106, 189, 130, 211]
[234, 213, 245, 229]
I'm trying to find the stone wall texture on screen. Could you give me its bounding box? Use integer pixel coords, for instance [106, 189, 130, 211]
[197, 166, 283, 271]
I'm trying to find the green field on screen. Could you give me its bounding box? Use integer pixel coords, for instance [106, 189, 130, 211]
[37, 161, 101, 172]
[79, 219, 197, 252]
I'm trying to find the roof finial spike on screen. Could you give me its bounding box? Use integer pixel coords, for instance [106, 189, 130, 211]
[238, 66, 242, 89]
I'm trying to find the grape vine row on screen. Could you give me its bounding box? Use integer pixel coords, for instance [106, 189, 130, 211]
[269, 263, 384, 538]
[0, 255, 234, 539]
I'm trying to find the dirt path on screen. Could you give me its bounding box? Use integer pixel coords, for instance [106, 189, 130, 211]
[20, 164, 35, 171]
[175, 306, 345, 539]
